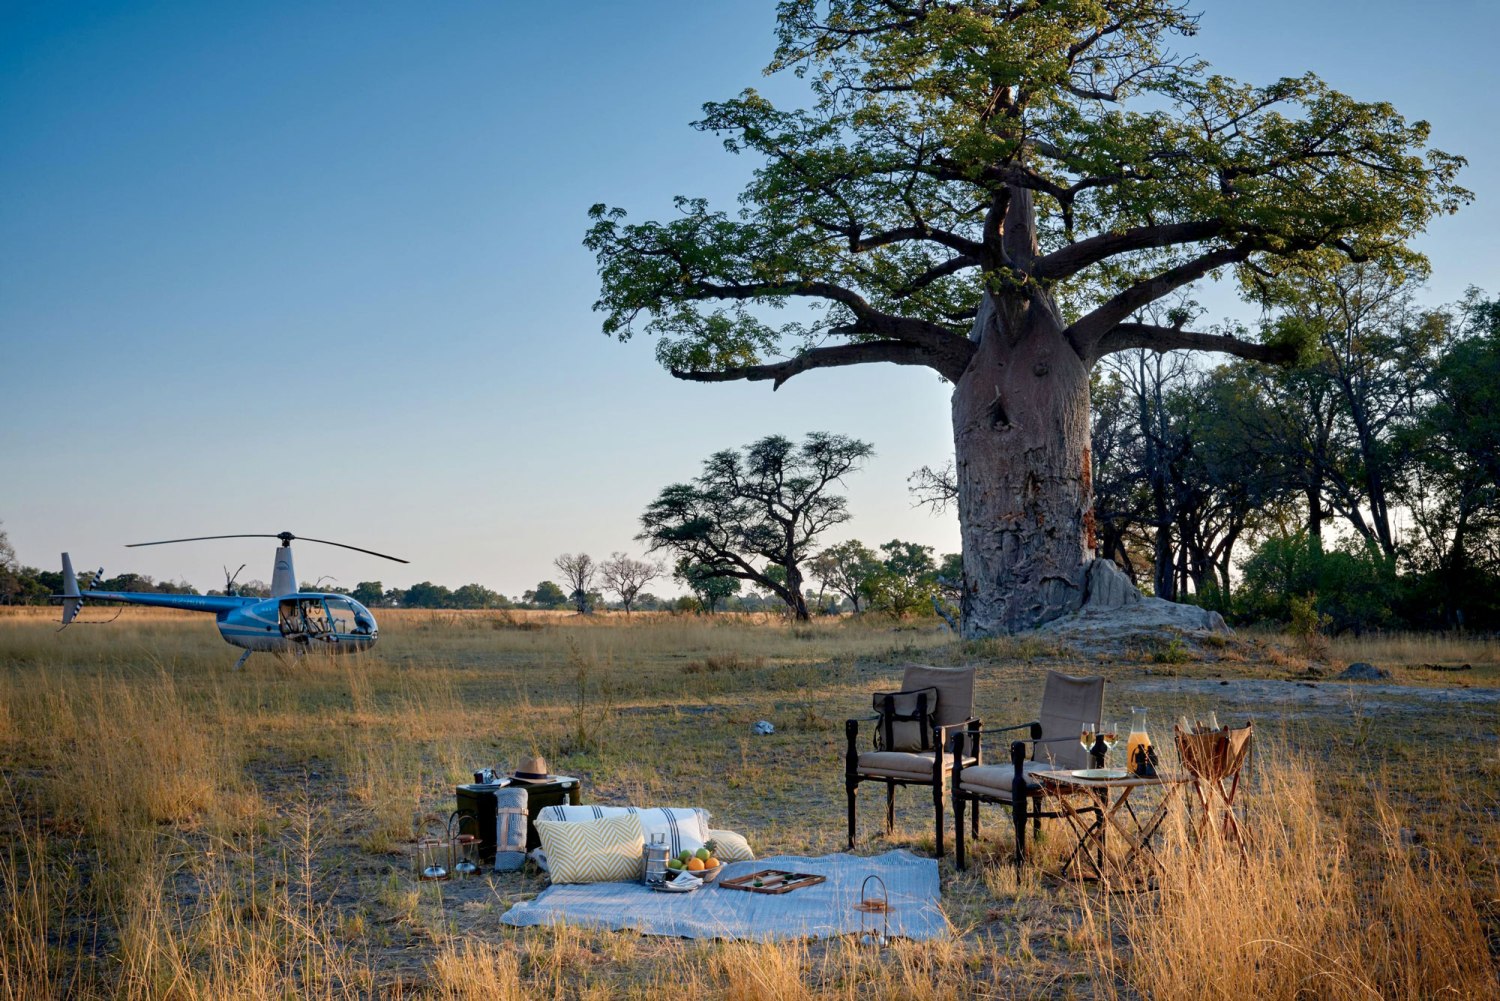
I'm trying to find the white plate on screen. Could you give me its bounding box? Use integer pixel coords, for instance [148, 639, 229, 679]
[1070, 768, 1128, 779]
[652, 877, 700, 893]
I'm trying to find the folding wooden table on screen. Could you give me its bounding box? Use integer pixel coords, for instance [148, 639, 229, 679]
[1032, 769, 1188, 885]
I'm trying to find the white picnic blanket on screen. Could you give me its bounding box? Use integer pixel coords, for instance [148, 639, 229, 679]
[499, 850, 947, 941]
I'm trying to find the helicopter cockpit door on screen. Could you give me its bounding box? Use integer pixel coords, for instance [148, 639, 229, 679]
[279, 598, 332, 639]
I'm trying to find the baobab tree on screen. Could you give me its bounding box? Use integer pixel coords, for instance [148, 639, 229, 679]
[587, 1, 1467, 635]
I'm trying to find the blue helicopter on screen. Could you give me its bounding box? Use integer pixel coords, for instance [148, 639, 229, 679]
[59, 532, 407, 669]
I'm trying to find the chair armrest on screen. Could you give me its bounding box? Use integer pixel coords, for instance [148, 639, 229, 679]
[936, 717, 983, 760]
[970, 720, 1042, 738]
[934, 717, 981, 739]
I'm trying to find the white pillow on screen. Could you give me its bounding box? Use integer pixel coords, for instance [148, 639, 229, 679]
[536, 805, 709, 857]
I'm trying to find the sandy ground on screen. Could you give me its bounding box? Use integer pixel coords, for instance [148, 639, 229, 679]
[1121, 676, 1500, 720]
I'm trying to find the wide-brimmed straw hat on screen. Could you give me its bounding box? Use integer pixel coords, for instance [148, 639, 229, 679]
[510, 755, 552, 784]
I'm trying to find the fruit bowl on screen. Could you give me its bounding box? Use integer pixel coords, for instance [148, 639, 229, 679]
[668, 860, 724, 884]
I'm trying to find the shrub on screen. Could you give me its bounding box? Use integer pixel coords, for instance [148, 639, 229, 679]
[1236, 533, 1399, 633]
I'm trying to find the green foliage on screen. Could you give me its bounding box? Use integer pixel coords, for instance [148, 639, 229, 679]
[807, 539, 881, 613]
[588, 3, 1467, 380]
[351, 581, 385, 607]
[860, 539, 939, 618]
[401, 581, 452, 609]
[1236, 533, 1398, 634]
[673, 557, 742, 613]
[524, 581, 569, 609]
[1400, 289, 1500, 628]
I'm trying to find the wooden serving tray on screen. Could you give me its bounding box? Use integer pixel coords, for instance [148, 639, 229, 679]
[719, 869, 827, 894]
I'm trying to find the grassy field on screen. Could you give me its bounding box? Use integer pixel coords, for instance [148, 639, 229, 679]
[1, 606, 1496, 999]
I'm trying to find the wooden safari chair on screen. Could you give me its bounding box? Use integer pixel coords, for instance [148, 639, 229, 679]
[845, 665, 978, 859]
[952, 671, 1106, 870]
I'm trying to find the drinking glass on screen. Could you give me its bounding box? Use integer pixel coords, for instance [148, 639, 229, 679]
[1079, 722, 1097, 768]
[1099, 722, 1119, 762]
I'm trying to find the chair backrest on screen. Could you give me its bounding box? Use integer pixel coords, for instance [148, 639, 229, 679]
[1036, 671, 1105, 769]
[899, 664, 975, 728]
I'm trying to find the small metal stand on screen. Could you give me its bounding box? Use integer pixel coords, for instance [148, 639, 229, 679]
[855, 874, 890, 948]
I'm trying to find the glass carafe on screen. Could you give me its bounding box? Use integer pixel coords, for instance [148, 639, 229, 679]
[1126, 707, 1153, 775]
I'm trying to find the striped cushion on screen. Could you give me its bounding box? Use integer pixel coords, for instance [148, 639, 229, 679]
[534, 814, 644, 884]
[535, 805, 709, 857]
[705, 828, 754, 863]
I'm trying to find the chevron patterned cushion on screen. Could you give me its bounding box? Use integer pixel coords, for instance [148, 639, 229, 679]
[535, 814, 645, 884]
[704, 828, 755, 863]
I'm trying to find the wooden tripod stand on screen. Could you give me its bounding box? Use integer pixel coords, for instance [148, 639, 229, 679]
[1175, 722, 1253, 855]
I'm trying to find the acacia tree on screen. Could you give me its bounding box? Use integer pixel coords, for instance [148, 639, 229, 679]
[587, 1, 1467, 635]
[809, 539, 881, 612]
[599, 551, 665, 614]
[552, 553, 597, 614]
[639, 432, 872, 620]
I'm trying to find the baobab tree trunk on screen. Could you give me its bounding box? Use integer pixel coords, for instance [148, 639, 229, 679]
[954, 292, 1092, 636]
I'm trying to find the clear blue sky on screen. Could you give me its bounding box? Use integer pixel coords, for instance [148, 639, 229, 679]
[2, 1, 1495, 598]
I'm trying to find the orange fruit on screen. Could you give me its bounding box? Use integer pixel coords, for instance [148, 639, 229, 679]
[686, 857, 705, 871]
[704, 855, 718, 868]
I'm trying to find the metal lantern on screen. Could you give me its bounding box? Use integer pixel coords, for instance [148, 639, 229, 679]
[449, 812, 481, 878]
[855, 874, 890, 948]
[417, 837, 449, 881]
[642, 833, 671, 886]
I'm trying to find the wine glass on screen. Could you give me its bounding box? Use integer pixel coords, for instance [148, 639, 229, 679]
[1099, 722, 1119, 765]
[1079, 722, 1097, 769]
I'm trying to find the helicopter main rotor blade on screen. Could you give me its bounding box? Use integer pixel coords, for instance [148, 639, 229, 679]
[294, 536, 409, 564]
[127, 534, 282, 547]
[128, 533, 408, 564]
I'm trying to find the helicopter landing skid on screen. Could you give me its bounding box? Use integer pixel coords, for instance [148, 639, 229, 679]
[234, 649, 252, 671]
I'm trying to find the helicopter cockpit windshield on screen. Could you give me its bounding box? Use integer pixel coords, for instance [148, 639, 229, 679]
[324, 597, 362, 635]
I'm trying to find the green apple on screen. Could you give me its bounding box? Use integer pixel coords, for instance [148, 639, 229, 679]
[695, 847, 711, 861]
[667, 858, 684, 870]
[678, 851, 693, 864]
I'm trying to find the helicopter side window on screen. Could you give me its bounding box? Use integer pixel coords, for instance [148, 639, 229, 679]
[279, 600, 302, 635]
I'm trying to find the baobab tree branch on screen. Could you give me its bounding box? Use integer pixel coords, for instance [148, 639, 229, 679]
[1034, 220, 1227, 280]
[1093, 322, 1298, 364]
[671, 339, 972, 389]
[1065, 245, 1252, 350]
[689, 277, 962, 354]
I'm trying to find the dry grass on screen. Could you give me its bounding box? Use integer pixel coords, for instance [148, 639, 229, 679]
[0, 607, 1495, 999]
[1082, 754, 1497, 999]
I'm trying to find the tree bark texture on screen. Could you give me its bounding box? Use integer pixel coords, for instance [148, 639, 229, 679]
[954, 291, 1092, 635]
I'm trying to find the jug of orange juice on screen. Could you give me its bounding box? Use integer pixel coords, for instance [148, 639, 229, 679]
[1126, 707, 1157, 776]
